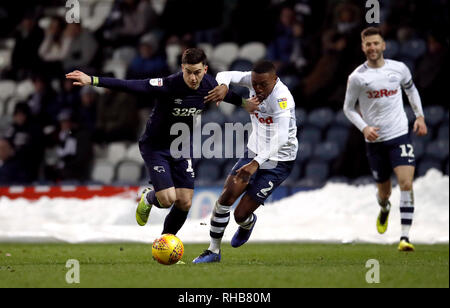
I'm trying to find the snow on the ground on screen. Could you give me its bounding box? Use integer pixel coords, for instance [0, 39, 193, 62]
[0, 169, 448, 244]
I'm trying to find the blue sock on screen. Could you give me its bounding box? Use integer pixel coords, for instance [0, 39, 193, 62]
[145, 190, 164, 208]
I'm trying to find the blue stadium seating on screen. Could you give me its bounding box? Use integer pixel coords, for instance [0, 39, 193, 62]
[333, 110, 352, 128]
[417, 159, 442, 177]
[295, 108, 307, 127]
[412, 139, 425, 161]
[437, 124, 449, 140]
[298, 126, 322, 144]
[306, 107, 335, 131]
[229, 58, 253, 71]
[296, 141, 313, 162]
[384, 40, 400, 59]
[279, 74, 300, 91]
[425, 140, 449, 162]
[423, 105, 445, 128]
[325, 126, 350, 150]
[400, 39, 427, 61]
[304, 161, 330, 183]
[312, 141, 340, 162]
[285, 163, 303, 184]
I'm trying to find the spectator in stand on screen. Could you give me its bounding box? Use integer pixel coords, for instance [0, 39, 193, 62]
[100, 0, 157, 47]
[27, 73, 59, 127]
[38, 15, 71, 78]
[10, 11, 44, 80]
[77, 86, 98, 134]
[55, 77, 82, 115]
[0, 138, 30, 185]
[414, 32, 448, 107]
[3, 102, 43, 182]
[94, 89, 139, 143]
[267, 6, 309, 76]
[44, 109, 93, 182]
[62, 22, 99, 72]
[126, 32, 169, 79]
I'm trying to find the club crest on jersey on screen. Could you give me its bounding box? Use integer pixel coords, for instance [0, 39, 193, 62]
[149, 78, 163, 87]
[254, 112, 273, 125]
[153, 166, 166, 173]
[174, 98, 183, 104]
[277, 98, 288, 110]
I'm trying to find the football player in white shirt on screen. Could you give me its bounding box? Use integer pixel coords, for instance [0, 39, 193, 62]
[343, 27, 428, 251]
[193, 61, 298, 263]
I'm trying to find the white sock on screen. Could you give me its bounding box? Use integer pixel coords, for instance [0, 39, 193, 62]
[208, 201, 231, 254]
[400, 190, 414, 240]
[238, 214, 255, 230]
[376, 190, 391, 213]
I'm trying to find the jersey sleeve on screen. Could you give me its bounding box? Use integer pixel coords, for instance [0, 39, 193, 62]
[216, 71, 252, 89]
[269, 95, 294, 119]
[95, 76, 169, 94]
[400, 63, 424, 118]
[343, 75, 368, 132]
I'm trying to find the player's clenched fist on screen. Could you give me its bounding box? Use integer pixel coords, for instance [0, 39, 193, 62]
[363, 126, 380, 142]
[65, 70, 92, 86]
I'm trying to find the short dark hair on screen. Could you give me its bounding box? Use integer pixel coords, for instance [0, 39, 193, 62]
[181, 48, 207, 65]
[252, 60, 276, 74]
[361, 27, 384, 40]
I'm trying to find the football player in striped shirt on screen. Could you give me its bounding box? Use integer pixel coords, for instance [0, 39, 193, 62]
[343, 27, 428, 251]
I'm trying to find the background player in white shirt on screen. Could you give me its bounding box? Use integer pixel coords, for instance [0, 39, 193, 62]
[343, 27, 428, 251]
[193, 61, 298, 263]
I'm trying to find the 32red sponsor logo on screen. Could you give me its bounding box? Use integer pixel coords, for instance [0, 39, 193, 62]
[366, 89, 398, 99]
[254, 113, 273, 125]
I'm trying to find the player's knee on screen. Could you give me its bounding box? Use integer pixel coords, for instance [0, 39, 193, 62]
[398, 179, 413, 191]
[218, 191, 236, 207]
[157, 195, 177, 208]
[175, 198, 192, 211]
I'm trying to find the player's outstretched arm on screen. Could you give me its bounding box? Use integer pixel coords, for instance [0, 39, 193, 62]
[66, 70, 154, 93]
[65, 70, 92, 86]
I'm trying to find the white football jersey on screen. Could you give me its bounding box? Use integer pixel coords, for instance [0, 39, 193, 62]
[217, 71, 298, 163]
[343, 59, 424, 142]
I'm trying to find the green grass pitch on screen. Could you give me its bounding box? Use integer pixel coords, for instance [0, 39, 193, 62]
[0, 243, 448, 288]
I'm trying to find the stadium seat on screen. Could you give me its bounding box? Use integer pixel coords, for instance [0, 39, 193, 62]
[279, 74, 300, 91]
[306, 107, 335, 131]
[285, 163, 303, 184]
[116, 160, 143, 184]
[106, 142, 128, 165]
[411, 126, 433, 144]
[411, 139, 425, 161]
[400, 39, 427, 61]
[296, 141, 313, 162]
[91, 160, 115, 184]
[229, 58, 253, 71]
[298, 126, 322, 144]
[404, 106, 416, 124]
[417, 159, 443, 177]
[210, 42, 239, 72]
[437, 123, 449, 141]
[238, 42, 266, 63]
[14, 79, 34, 100]
[166, 43, 182, 73]
[425, 140, 449, 162]
[197, 42, 214, 60]
[333, 110, 352, 128]
[384, 40, 400, 59]
[325, 126, 350, 150]
[0, 49, 12, 71]
[112, 46, 137, 66]
[303, 161, 330, 185]
[295, 108, 307, 127]
[125, 143, 143, 164]
[102, 59, 127, 79]
[0, 80, 16, 104]
[312, 141, 340, 162]
[423, 105, 445, 128]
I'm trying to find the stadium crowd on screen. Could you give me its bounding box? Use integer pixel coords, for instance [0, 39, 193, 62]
[0, 0, 448, 186]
